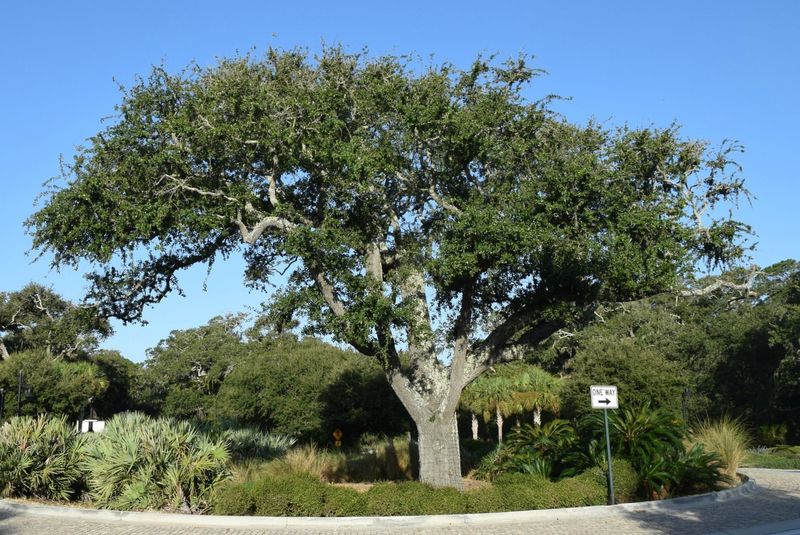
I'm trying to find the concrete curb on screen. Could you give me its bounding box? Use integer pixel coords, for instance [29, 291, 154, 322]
[0, 476, 760, 529]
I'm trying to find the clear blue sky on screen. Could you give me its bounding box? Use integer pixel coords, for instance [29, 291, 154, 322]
[1, 1, 798, 362]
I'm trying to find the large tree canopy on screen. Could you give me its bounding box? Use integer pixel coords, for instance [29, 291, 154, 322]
[28, 47, 751, 487]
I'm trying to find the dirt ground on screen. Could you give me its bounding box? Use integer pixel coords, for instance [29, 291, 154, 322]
[332, 478, 491, 493]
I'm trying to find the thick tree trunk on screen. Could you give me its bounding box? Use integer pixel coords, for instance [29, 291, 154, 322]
[416, 413, 463, 489]
[471, 412, 479, 440]
[496, 407, 504, 444]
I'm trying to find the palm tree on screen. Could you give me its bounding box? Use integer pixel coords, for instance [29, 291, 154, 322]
[460, 364, 562, 443]
[460, 372, 517, 444]
[510, 366, 561, 426]
[459, 381, 484, 440]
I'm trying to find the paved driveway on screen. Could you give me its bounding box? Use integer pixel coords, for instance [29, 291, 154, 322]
[0, 469, 798, 535]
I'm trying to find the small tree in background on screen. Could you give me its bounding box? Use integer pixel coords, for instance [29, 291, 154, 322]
[138, 315, 247, 420]
[0, 350, 108, 418]
[0, 283, 111, 361]
[503, 364, 561, 427]
[461, 363, 561, 443]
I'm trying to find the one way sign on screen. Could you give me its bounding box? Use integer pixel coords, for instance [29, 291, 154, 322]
[590, 385, 619, 409]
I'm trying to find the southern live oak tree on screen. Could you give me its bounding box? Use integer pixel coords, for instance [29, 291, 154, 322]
[28, 48, 751, 488]
[0, 283, 111, 360]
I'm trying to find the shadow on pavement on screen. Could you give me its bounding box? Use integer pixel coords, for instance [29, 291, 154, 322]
[0, 506, 20, 535]
[620, 486, 800, 535]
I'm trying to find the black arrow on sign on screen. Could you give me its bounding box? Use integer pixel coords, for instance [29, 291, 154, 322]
[598, 398, 611, 405]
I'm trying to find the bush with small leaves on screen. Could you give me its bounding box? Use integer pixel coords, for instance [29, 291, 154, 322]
[211, 481, 257, 516]
[213, 473, 366, 517]
[213, 458, 639, 517]
[363, 481, 468, 516]
[467, 460, 635, 512]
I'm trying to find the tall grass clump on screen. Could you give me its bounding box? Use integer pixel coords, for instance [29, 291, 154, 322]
[281, 443, 346, 481]
[81, 412, 230, 513]
[0, 415, 87, 501]
[689, 416, 750, 480]
[343, 435, 414, 482]
[220, 427, 296, 461]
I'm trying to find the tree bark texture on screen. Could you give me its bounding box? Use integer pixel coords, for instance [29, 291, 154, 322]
[471, 412, 479, 440]
[496, 407, 504, 444]
[416, 413, 463, 489]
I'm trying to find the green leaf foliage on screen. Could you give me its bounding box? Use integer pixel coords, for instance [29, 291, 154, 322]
[461, 363, 561, 424]
[89, 350, 142, 417]
[213, 473, 367, 517]
[212, 459, 639, 516]
[0, 283, 111, 360]
[138, 315, 248, 419]
[27, 45, 750, 374]
[552, 304, 691, 420]
[81, 412, 230, 512]
[213, 335, 408, 441]
[26, 46, 753, 487]
[216, 427, 297, 462]
[0, 350, 109, 418]
[0, 415, 87, 500]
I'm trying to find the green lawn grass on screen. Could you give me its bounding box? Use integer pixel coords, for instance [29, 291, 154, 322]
[743, 447, 800, 469]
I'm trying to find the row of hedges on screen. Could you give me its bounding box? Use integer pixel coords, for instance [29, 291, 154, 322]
[212, 459, 638, 516]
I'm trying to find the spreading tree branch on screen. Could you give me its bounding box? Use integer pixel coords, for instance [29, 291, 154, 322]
[680, 265, 761, 298]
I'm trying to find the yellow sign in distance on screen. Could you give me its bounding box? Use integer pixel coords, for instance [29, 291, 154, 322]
[332, 428, 343, 441]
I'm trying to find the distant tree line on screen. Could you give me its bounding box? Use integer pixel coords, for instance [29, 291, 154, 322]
[1, 259, 798, 444]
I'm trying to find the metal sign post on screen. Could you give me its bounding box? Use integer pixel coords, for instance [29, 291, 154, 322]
[17, 370, 23, 417]
[602, 407, 615, 505]
[591, 385, 618, 505]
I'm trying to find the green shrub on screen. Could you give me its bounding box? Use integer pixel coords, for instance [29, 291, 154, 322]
[363, 481, 468, 516]
[771, 444, 800, 456]
[460, 439, 495, 474]
[467, 482, 540, 513]
[473, 444, 509, 481]
[754, 423, 789, 447]
[501, 420, 578, 479]
[213, 474, 366, 516]
[321, 484, 367, 516]
[220, 427, 296, 461]
[212, 481, 257, 515]
[578, 404, 738, 499]
[671, 444, 731, 495]
[0, 415, 87, 501]
[744, 450, 800, 469]
[585, 459, 639, 503]
[250, 474, 328, 516]
[213, 459, 638, 517]
[469, 459, 638, 512]
[583, 403, 684, 462]
[0, 442, 15, 496]
[81, 412, 230, 512]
